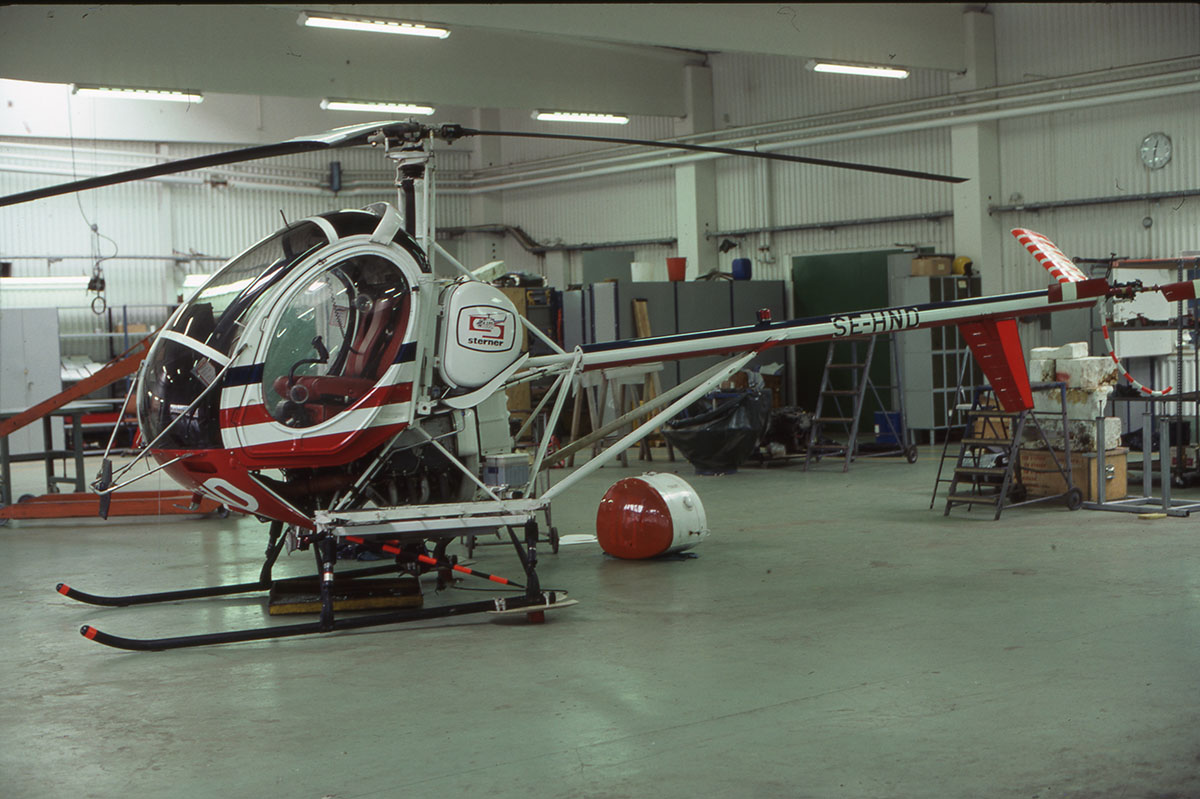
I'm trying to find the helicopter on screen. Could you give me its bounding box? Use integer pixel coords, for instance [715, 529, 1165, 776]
[1, 120, 1181, 651]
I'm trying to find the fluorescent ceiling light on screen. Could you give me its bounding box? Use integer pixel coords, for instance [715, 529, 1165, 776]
[807, 61, 909, 79]
[320, 98, 435, 115]
[0, 276, 91, 288]
[71, 84, 203, 103]
[300, 11, 450, 38]
[533, 111, 630, 125]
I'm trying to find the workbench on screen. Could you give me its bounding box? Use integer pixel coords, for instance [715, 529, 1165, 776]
[0, 399, 120, 506]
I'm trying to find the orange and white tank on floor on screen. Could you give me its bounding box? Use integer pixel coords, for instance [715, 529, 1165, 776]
[595, 472, 709, 559]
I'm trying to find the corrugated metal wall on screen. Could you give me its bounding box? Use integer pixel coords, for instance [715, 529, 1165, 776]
[993, 3, 1200, 84]
[0, 137, 460, 342]
[501, 168, 675, 253]
[997, 93, 1200, 285]
[1, 3, 1196, 314]
[992, 3, 1200, 289]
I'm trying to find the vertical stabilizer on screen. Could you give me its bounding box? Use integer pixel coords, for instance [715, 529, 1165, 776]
[959, 319, 1033, 412]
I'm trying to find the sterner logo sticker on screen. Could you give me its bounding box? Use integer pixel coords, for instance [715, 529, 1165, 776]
[457, 306, 516, 352]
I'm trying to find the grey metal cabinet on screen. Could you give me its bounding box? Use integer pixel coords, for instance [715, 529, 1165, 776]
[887, 257, 981, 435]
[0, 309, 62, 455]
[562, 280, 789, 397]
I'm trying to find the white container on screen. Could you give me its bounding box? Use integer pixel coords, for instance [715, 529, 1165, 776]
[483, 452, 531, 488]
[595, 472, 709, 559]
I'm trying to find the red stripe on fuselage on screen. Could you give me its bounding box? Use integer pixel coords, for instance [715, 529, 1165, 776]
[234, 423, 409, 468]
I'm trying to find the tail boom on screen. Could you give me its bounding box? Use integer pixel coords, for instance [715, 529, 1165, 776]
[525, 287, 1100, 374]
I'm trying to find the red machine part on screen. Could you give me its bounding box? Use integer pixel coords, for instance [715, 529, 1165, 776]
[0, 491, 222, 521]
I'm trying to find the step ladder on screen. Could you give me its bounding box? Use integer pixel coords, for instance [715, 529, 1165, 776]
[805, 336, 916, 471]
[929, 351, 982, 508]
[936, 383, 1079, 519]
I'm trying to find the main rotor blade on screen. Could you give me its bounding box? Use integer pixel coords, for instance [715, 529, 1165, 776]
[458, 128, 968, 184]
[0, 140, 317, 208]
[0, 117, 965, 209]
[0, 121, 413, 208]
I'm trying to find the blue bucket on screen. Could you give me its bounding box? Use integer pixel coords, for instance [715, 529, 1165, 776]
[731, 258, 752, 280]
[874, 411, 901, 445]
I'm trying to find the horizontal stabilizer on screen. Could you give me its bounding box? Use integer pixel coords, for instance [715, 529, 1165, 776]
[958, 319, 1033, 412]
[1012, 228, 1089, 284]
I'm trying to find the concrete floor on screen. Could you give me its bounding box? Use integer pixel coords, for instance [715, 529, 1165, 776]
[2, 449, 1199, 799]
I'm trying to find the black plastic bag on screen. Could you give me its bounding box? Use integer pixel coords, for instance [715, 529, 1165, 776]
[663, 390, 773, 474]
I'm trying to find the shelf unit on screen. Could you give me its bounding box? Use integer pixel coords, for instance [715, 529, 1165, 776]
[887, 258, 982, 442]
[1080, 255, 1200, 485]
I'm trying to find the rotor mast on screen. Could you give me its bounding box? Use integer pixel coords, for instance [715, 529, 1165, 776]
[379, 128, 437, 265]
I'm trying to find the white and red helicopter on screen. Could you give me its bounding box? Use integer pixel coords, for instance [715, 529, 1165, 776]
[2, 120, 1187, 650]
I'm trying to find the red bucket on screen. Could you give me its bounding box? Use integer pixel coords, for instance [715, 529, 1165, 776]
[666, 257, 687, 281]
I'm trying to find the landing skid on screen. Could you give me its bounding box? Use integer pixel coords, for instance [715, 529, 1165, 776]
[77, 591, 574, 651]
[58, 519, 573, 651]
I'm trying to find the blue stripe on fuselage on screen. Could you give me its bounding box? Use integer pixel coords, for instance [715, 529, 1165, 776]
[221, 341, 416, 386]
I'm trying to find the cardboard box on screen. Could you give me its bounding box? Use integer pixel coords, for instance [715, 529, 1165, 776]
[911, 256, 953, 277]
[1018, 447, 1128, 502]
[970, 401, 1011, 441]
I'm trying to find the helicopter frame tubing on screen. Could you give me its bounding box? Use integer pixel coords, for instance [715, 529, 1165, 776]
[58, 346, 759, 650]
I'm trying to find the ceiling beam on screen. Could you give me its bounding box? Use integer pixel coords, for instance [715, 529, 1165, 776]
[327, 3, 969, 71]
[0, 5, 696, 116]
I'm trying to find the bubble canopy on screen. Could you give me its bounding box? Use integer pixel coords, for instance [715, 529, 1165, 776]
[137, 208, 424, 449]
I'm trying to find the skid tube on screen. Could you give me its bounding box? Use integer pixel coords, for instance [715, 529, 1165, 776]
[78, 592, 574, 651]
[62, 519, 572, 651]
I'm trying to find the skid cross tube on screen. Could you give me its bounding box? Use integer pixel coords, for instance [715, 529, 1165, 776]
[344, 535, 525, 588]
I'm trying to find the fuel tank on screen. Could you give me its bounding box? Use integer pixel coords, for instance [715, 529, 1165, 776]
[438, 281, 522, 390]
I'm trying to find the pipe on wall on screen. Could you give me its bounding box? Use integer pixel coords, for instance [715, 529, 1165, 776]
[440, 224, 675, 255]
[989, 188, 1200, 214]
[710, 211, 954, 239]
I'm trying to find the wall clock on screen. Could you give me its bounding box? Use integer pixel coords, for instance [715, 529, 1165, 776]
[1139, 132, 1172, 170]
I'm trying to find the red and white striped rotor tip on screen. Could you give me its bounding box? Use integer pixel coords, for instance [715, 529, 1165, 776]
[1011, 228, 1089, 284]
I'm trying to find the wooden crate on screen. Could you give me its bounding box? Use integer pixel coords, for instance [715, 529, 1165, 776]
[969, 399, 1010, 441]
[1018, 447, 1128, 502]
[971, 413, 1011, 441]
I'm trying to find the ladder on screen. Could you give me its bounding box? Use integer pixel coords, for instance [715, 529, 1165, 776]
[937, 383, 1079, 519]
[804, 336, 876, 472]
[929, 352, 981, 508]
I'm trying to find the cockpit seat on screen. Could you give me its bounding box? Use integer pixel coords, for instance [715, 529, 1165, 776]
[268, 293, 410, 427]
